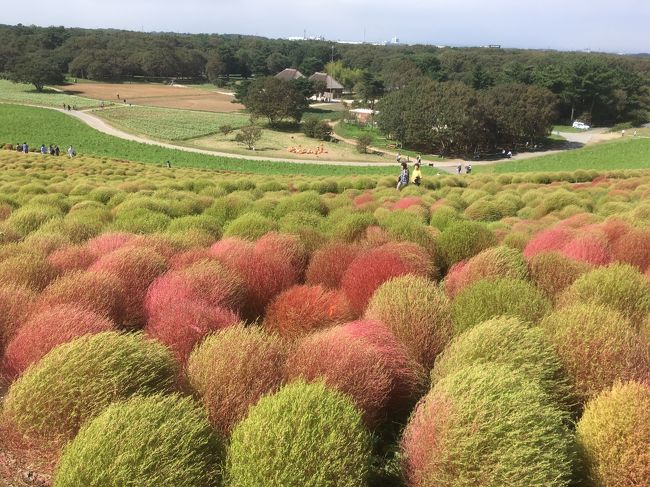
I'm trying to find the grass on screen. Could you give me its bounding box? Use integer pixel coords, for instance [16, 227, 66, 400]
[334, 122, 443, 160]
[93, 106, 250, 141]
[475, 137, 650, 173]
[0, 104, 400, 176]
[0, 80, 100, 109]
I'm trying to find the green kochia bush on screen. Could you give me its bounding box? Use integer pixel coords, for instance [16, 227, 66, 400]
[3, 332, 177, 441]
[576, 381, 650, 487]
[227, 380, 372, 487]
[436, 221, 497, 269]
[402, 364, 577, 487]
[54, 394, 225, 487]
[222, 212, 278, 240]
[431, 317, 575, 412]
[451, 278, 551, 334]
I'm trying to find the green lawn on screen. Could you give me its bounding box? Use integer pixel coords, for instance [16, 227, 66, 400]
[0, 104, 398, 176]
[0, 80, 101, 109]
[474, 138, 650, 173]
[94, 106, 250, 141]
[334, 122, 441, 160]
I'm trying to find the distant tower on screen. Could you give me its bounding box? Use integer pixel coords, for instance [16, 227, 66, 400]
[304, 29, 307, 40]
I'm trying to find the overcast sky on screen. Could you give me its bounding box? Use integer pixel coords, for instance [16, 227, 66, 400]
[5, 0, 649, 53]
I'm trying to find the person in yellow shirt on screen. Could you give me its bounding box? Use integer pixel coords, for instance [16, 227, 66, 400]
[412, 162, 422, 186]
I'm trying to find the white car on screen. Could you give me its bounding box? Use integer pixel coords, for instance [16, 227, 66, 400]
[572, 121, 590, 130]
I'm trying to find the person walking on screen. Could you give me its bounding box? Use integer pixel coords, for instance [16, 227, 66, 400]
[457, 164, 462, 174]
[40, 144, 47, 155]
[466, 164, 472, 174]
[412, 162, 422, 186]
[22, 142, 28, 153]
[54, 145, 60, 156]
[67, 146, 75, 158]
[621, 129, 626, 137]
[396, 162, 409, 190]
[396, 152, 401, 164]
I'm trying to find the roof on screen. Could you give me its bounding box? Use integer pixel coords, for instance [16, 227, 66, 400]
[275, 68, 305, 81]
[308, 72, 344, 90]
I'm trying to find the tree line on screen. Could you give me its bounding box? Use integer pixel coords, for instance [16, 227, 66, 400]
[0, 24, 648, 125]
[377, 79, 558, 157]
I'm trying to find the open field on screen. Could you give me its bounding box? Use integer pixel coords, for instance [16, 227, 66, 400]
[475, 137, 650, 173]
[0, 149, 649, 486]
[0, 104, 400, 176]
[58, 81, 244, 112]
[93, 106, 251, 141]
[0, 80, 100, 109]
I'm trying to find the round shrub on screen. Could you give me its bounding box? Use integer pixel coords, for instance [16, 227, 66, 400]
[429, 205, 463, 231]
[5, 205, 63, 237]
[47, 245, 96, 274]
[145, 298, 239, 363]
[90, 246, 168, 328]
[337, 320, 427, 416]
[451, 278, 551, 334]
[377, 241, 438, 279]
[37, 270, 126, 323]
[379, 211, 437, 255]
[0, 252, 58, 291]
[365, 275, 453, 368]
[53, 394, 224, 487]
[286, 326, 394, 426]
[187, 325, 286, 436]
[223, 212, 278, 240]
[402, 364, 576, 487]
[145, 259, 246, 319]
[255, 232, 309, 278]
[540, 303, 649, 404]
[611, 227, 650, 272]
[0, 284, 35, 356]
[227, 380, 372, 487]
[306, 242, 360, 289]
[528, 251, 592, 302]
[431, 316, 575, 411]
[436, 221, 497, 269]
[444, 245, 528, 298]
[3, 332, 177, 441]
[560, 234, 611, 266]
[263, 285, 354, 339]
[342, 247, 428, 316]
[212, 237, 302, 319]
[111, 207, 171, 234]
[329, 211, 377, 242]
[523, 226, 575, 259]
[576, 381, 650, 487]
[3, 304, 115, 378]
[86, 232, 135, 258]
[560, 263, 650, 327]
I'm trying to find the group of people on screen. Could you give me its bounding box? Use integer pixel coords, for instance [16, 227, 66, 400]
[62, 104, 77, 111]
[457, 164, 472, 174]
[15, 142, 76, 157]
[396, 153, 423, 190]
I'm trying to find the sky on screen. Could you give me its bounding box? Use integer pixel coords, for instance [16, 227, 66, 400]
[4, 0, 649, 53]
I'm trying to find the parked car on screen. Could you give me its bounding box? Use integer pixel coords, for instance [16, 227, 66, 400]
[572, 121, 590, 130]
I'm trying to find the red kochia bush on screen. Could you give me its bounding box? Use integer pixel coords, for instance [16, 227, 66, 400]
[86, 232, 135, 258]
[306, 242, 360, 289]
[338, 320, 427, 415]
[378, 242, 437, 279]
[90, 247, 167, 329]
[0, 285, 35, 355]
[393, 197, 423, 210]
[211, 237, 302, 319]
[145, 260, 246, 320]
[47, 245, 96, 275]
[36, 271, 126, 324]
[255, 232, 309, 279]
[528, 252, 592, 302]
[342, 247, 428, 316]
[168, 248, 212, 270]
[523, 226, 575, 259]
[145, 298, 240, 363]
[263, 285, 354, 339]
[3, 304, 115, 377]
[560, 233, 611, 266]
[611, 228, 650, 272]
[285, 326, 394, 427]
[597, 218, 630, 243]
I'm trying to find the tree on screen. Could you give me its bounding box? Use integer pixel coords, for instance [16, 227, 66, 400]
[206, 54, 227, 85]
[355, 72, 384, 110]
[235, 125, 263, 149]
[242, 77, 309, 126]
[219, 125, 234, 136]
[7, 51, 65, 91]
[266, 52, 290, 74]
[302, 117, 332, 140]
[357, 134, 373, 153]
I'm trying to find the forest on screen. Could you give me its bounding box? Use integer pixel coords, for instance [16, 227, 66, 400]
[0, 24, 648, 126]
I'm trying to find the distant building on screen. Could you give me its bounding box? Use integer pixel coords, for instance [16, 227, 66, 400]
[309, 72, 344, 101]
[275, 68, 305, 81]
[350, 108, 377, 124]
